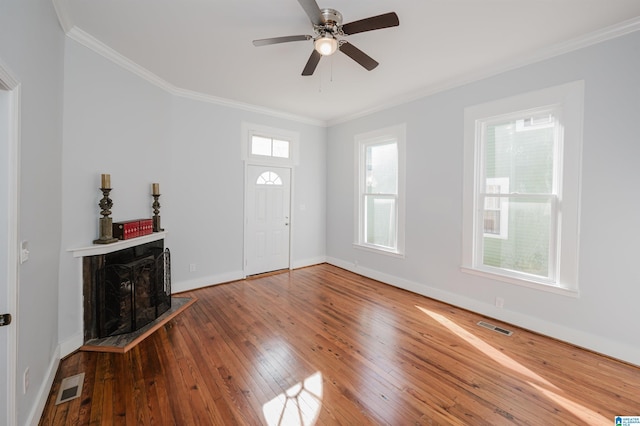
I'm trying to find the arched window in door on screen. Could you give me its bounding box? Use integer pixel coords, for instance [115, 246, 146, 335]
[256, 171, 283, 186]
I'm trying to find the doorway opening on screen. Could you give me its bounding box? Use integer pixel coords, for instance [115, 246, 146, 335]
[244, 165, 292, 277]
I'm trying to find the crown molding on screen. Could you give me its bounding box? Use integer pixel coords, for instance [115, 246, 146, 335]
[64, 26, 326, 127]
[51, 0, 73, 34]
[54, 5, 639, 129]
[66, 27, 175, 92]
[327, 16, 640, 126]
[171, 86, 326, 127]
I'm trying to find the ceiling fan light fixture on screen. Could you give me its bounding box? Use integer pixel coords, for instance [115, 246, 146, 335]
[314, 35, 338, 56]
[252, 2, 400, 76]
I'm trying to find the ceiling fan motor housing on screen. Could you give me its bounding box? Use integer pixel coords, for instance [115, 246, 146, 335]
[316, 8, 343, 38]
[320, 8, 343, 26]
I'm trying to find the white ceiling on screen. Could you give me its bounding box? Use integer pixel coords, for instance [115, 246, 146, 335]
[57, 0, 640, 124]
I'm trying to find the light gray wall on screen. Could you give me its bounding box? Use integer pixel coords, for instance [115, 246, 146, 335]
[58, 38, 173, 349]
[168, 97, 326, 291]
[58, 39, 327, 351]
[0, 0, 65, 423]
[327, 30, 640, 365]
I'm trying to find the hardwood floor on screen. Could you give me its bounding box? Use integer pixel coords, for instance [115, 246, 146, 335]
[40, 264, 639, 425]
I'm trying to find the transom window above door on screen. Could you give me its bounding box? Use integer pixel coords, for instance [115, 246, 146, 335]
[241, 122, 300, 166]
[251, 135, 290, 159]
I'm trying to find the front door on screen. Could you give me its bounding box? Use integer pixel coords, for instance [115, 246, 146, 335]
[245, 165, 291, 276]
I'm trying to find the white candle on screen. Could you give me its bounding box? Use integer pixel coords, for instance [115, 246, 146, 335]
[152, 183, 160, 195]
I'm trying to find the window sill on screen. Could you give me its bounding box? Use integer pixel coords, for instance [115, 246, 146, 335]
[460, 266, 579, 298]
[353, 243, 405, 259]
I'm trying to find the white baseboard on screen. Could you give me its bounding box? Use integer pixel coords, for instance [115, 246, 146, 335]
[59, 332, 84, 358]
[326, 257, 640, 367]
[172, 270, 245, 294]
[172, 260, 327, 294]
[291, 256, 326, 270]
[26, 346, 60, 426]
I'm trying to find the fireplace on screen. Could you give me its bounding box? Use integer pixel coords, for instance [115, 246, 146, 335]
[83, 239, 171, 341]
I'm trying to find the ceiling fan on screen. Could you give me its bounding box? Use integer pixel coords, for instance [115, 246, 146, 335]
[252, 0, 399, 76]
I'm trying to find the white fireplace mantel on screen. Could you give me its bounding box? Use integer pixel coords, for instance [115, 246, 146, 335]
[68, 231, 168, 258]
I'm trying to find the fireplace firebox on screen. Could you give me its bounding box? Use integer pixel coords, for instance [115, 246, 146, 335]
[83, 239, 171, 341]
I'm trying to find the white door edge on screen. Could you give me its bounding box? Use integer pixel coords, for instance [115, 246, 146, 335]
[0, 60, 20, 426]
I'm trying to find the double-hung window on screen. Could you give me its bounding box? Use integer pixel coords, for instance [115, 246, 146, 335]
[462, 82, 583, 294]
[355, 125, 406, 256]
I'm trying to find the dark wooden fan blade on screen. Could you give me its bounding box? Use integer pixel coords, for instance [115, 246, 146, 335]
[341, 12, 399, 35]
[339, 42, 379, 71]
[302, 50, 321, 76]
[253, 35, 312, 47]
[297, 0, 322, 25]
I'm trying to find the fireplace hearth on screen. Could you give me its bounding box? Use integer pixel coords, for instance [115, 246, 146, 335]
[83, 239, 171, 342]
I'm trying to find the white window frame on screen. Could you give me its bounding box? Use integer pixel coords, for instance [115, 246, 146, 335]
[241, 122, 299, 166]
[354, 124, 406, 257]
[483, 177, 509, 240]
[462, 81, 583, 296]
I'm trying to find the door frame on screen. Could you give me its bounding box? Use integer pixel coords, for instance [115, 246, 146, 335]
[243, 162, 294, 277]
[0, 60, 20, 426]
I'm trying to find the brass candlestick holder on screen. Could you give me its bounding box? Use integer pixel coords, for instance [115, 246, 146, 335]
[93, 187, 118, 244]
[152, 194, 164, 232]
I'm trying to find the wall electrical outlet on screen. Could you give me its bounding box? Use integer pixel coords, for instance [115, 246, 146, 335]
[189, 263, 196, 272]
[495, 297, 505, 308]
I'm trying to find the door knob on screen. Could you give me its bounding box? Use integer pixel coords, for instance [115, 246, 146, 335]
[0, 313, 11, 327]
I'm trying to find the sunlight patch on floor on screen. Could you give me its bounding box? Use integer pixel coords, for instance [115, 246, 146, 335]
[262, 371, 323, 426]
[416, 305, 609, 423]
[529, 382, 609, 424]
[416, 305, 557, 389]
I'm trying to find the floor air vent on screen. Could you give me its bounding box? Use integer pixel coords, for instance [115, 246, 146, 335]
[55, 372, 85, 405]
[477, 321, 513, 336]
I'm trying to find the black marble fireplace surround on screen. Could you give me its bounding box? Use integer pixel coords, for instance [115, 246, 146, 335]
[83, 239, 171, 342]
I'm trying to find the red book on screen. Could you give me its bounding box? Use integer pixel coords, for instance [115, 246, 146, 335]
[135, 218, 154, 236]
[113, 220, 140, 240]
[145, 219, 153, 235]
[113, 218, 155, 240]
